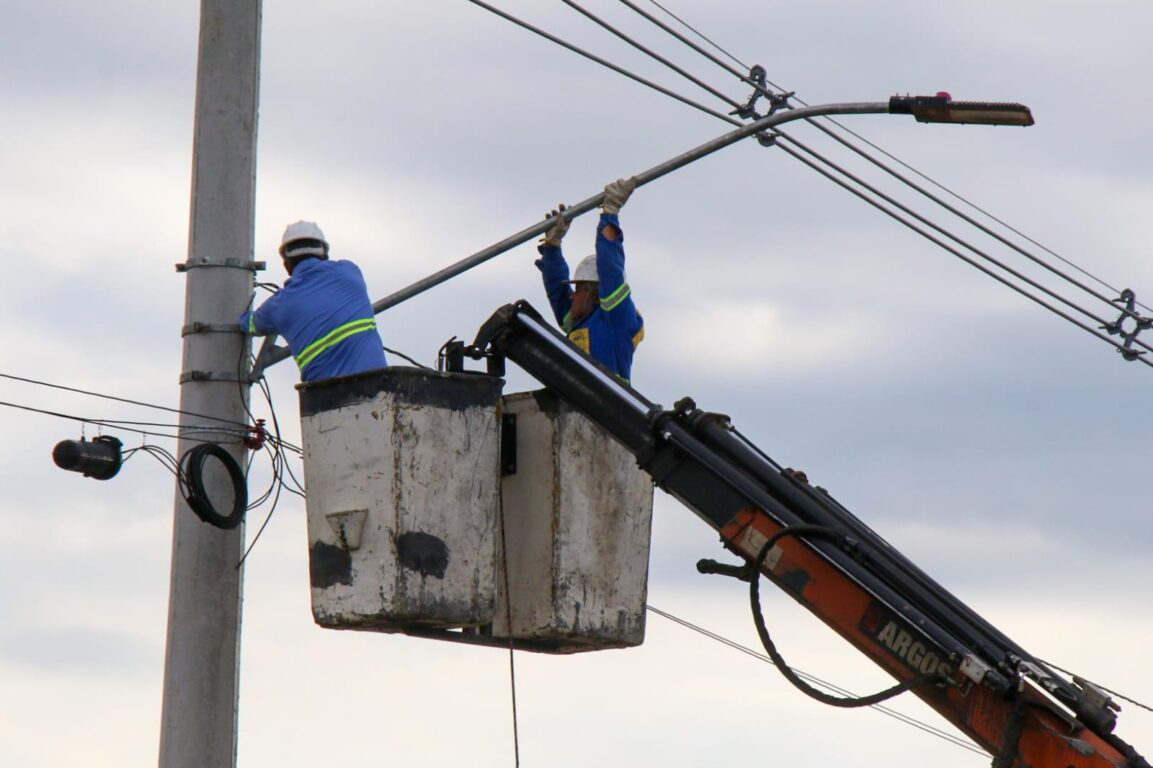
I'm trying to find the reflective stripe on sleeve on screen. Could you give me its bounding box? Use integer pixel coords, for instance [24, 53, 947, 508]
[295, 318, 378, 370]
[599, 282, 631, 311]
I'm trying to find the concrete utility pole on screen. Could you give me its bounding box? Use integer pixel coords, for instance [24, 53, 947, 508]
[159, 1, 261, 766]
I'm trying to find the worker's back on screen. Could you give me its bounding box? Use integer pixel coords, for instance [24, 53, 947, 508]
[246, 258, 387, 381]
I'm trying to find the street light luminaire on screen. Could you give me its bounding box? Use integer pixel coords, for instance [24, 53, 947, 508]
[889, 92, 1034, 126]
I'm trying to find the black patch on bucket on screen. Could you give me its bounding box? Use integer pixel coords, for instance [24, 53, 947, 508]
[396, 532, 449, 579]
[310, 541, 353, 588]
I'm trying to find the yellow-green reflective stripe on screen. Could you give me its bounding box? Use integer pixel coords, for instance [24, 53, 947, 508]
[295, 318, 377, 370]
[561, 310, 573, 333]
[599, 282, 630, 311]
[248, 315, 256, 334]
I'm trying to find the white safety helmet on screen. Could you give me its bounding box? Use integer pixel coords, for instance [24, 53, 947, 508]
[570, 253, 626, 285]
[571, 254, 599, 283]
[279, 220, 329, 260]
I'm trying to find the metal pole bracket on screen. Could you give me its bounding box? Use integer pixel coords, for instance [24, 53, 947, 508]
[175, 258, 266, 273]
[181, 322, 246, 337]
[179, 370, 254, 384]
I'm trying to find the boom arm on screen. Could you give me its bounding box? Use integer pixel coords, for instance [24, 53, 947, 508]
[467, 300, 1148, 768]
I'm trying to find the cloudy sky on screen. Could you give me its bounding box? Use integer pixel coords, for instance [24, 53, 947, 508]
[2, 1, 1151, 766]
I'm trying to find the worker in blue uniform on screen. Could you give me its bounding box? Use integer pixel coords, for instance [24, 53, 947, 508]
[240, 220, 387, 382]
[535, 178, 645, 384]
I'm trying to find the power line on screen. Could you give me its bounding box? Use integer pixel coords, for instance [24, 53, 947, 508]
[800, 115, 1153, 315]
[624, 0, 773, 91]
[801, 119, 1148, 323]
[0, 370, 250, 428]
[1, 368, 301, 564]
[0, 398, 251, 442]
[587, 0, 1151, 351]
[645, 605, 987, 756]
[475, 1, 1153, 367]
[1038, 658, 1153, 715]
[623, 2, 1153, 328]
[774, 131, 1126, 332]
[643, 0, 748, 72]
[772, 138, 1153, 367]
[559, 0, 745, 113]
[467, 0, 738, 125]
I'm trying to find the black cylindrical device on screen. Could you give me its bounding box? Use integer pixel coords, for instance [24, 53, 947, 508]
[52, 436, 123, 480]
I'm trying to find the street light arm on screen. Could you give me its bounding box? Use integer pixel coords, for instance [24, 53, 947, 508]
[251, 95, 1032, 376]
[368, 101, 892, 316]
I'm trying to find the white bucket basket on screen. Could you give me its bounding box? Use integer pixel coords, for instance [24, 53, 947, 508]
[298, 367, 503, 632]
[495, 389, 654, 652]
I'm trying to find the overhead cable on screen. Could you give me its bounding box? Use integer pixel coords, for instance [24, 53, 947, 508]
[1039, 657, 1153, 715]
[0, 371, 250, 428]
[776, 130, 1131, 335]
[559, 0, 745, 113]
[800, 116, 1152, 314]
[472, 1, 1152, 367]
[0, 398, 252, 442]
[467, 0, 738, 125]
[629, 1, 1152, 318]
[643, 0, 748, 71]
[773, 139, 1153, 368]
[616, 2, 1153, 363]
[623, 0, 779, 94]
[621, 0, 1146, 338]
[646, 605, 986, 755]
[802, 120, 1149, 324]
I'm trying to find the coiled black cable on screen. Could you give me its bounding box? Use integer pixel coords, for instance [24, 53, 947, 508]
[180, 443, 248, 530]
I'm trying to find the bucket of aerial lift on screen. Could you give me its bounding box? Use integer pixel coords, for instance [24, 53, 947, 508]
[297, 366, 503, 632]
[494, 388, 654, 653]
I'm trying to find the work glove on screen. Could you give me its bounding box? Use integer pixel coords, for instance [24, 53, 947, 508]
[601, 177, 637, 216]
[540, 204, 570, 247]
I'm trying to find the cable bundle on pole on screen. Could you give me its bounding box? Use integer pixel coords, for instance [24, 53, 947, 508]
[179, 443, 248, 530]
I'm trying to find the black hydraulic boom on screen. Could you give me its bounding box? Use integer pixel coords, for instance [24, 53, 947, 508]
[465, 300, 1147, 768]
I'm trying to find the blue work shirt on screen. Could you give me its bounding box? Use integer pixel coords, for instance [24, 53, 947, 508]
[240, 258, 387, 382]
[536, 212, 644, 383]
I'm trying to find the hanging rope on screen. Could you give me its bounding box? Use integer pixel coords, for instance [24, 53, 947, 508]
[497, 493, 521, 766]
